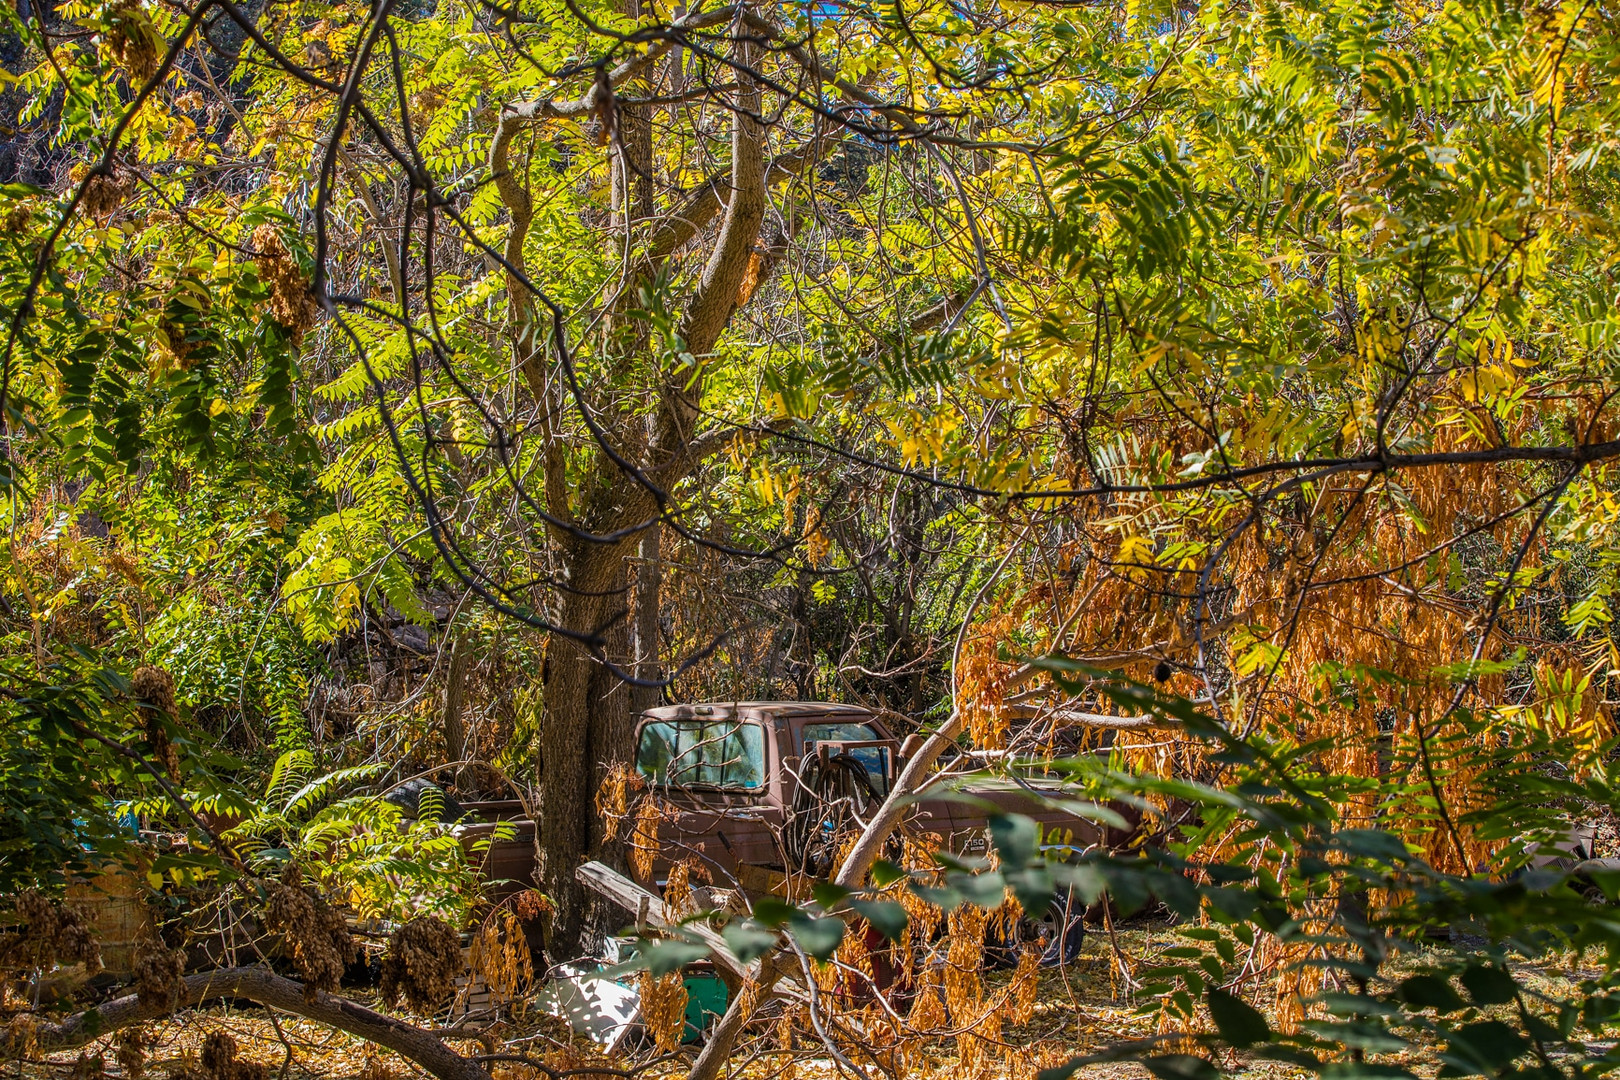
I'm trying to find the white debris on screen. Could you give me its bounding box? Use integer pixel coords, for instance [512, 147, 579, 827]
[535, 963, 642, 1052]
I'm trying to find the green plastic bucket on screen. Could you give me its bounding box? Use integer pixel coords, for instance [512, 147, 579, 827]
[682, 973, 729, 1041]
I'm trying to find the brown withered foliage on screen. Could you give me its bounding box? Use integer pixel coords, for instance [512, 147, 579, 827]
[906, 965, 946, 1033]
[130, 664, 176, 717]
[132, 934, 184, 1010]
[594, 763, 644, 842]
[115, 1029, 148, 1080]
[199, 1034, 234, 1079]
[157, 314, 197, 369]
[532, 1043, 621, 1080]
[1007, 945, 1041, 1025]
[357, 1054, 397, 1080]
[199, 1032, 268, 1080]
[378, 916, 460, 1014]
[1, 890, 102, 976]
[466, 911, 531, 1008]
[251, 225, 318, 344]
[71, 1052, 106, 1080]
[636, 970, 687, 1054]
[511, 890, 551, 921]
[2, 1015, 38, 1060]
[79, 169, 130, 225]
[103, 0, 159, 83]
[660, 858, 709, 917]
[262, 872, 354, 1002]
[131, 665, 180, 780]
[627, 794, 669, 881]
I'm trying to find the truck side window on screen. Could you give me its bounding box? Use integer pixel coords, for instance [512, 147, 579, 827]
[636, 720, 766, 790]
[801, 722, 888, 796]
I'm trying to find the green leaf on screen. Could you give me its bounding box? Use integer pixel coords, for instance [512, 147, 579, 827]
[1254, 1047, 1320, 1067]
[788, 914, 846, 961]
[1399, 973, 1464, 1013]
[1331, 829, 1412, 863]
[909, 883, 964, 912]
[1320, 1067, 1418, 1080]
[635, 937, 709, 975]
[1054, 862, 1107, 904]
[871, 859, 906, 887]
[990, 813, 1039, 865]
[1443, 1020, 1529, 1073]
[1141, 1055, 1221, 1080]
[1046, 799, 1130, 831]
[850, 899, 909, 941]
[812, 882, 852, 909]
[1460, 964, 1516, 1006]
[1006, 865, 1056, 919]
[1301, 1019, 1406, 1053]
[720, 923, 779, 963]
[752, 897, 796, 927]
[946, 869, 1007, 907]
[1207, 987, 1270, 1047]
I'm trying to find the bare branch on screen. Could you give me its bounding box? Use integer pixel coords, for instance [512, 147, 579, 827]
[34, 968, 491, 1080]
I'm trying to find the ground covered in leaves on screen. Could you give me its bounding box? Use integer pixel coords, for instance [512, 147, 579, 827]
[19, 928, 1600, 1080]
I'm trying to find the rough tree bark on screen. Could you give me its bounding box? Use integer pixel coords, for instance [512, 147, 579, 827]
[484, 7, 850, 952]
[443, 629, 471, 782]
[534, 21, 775, 954]
[34, 968, 491, 1080]
[629, 525, 662, 718]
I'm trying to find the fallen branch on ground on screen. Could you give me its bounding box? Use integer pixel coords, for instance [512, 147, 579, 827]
[32, 966, 491, 1080]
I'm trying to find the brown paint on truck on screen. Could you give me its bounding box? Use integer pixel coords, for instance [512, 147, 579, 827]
[465, 701, 1139, 900]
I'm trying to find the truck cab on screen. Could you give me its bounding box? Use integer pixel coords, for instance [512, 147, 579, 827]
[631, 701, 1118, 885]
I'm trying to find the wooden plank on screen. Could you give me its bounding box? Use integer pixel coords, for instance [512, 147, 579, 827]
[575, 861, 758, 982]
[734, 863, 793, 898]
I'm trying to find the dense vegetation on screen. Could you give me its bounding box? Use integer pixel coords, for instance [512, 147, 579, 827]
[6, 0, 1620, 1079]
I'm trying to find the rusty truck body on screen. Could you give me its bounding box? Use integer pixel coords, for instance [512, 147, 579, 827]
[630, 700, 1131, 882]
[464, 700, 1134, 903]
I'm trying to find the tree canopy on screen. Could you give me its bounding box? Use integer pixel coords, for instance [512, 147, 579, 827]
[7, 1, 1620, 1079]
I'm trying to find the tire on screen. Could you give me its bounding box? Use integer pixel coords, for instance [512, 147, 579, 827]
[1036, 886, 1086, 966]
[984, 886, 1086, 969]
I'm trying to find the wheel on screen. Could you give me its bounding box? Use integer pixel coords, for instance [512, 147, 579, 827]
[984, 886, 1086, 968]
[1036, 886, 1086, 966]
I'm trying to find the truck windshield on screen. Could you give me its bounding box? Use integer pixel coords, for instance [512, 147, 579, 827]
[801, 721, 888, 796]
[636, 720, 765, 790]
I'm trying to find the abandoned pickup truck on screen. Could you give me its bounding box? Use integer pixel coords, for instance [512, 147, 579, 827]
[629, 700, 1134, 883]
[450, 702, 1121, 971]
[460, 701, 1132, 959]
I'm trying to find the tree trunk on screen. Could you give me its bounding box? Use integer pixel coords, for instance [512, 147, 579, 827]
[535, 20, 772, 956]
[629, 524, 662, 717]
[538, 588, 604, 956]
[443, 630, 471, 785]
[534, 0, 666, 956]
[586, 555, 638, 909]
[538, 543, 642, 955]
[34, 967, 490, 1080]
